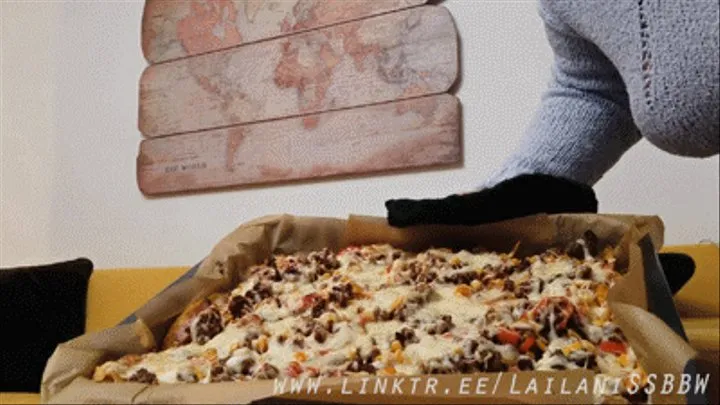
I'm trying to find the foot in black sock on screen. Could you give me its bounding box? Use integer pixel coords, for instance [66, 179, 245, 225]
[385, 174, 598, 227]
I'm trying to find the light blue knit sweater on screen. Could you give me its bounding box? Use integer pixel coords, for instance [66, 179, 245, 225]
[487, 0, 719, 187]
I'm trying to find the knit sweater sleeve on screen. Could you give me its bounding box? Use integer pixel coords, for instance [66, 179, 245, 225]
[484, 3, 642, 187]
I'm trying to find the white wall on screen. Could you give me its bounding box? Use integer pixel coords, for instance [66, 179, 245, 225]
[2, 1, 718, 269]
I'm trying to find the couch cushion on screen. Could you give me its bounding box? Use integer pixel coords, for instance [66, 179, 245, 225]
[664, 244, 720, 318]
[0, 392, 40, 404]
[85, 266, 188, 333]
[0, 258, 93, 393]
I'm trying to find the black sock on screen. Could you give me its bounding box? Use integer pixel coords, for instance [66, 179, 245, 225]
[385, 174, 598, 227]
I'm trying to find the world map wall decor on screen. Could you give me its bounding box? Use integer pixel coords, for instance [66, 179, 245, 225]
[136, 1, 461, 196]
[142, 0, 428, 63]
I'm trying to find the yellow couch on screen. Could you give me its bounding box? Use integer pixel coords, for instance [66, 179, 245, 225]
[3, 244, 718, 404]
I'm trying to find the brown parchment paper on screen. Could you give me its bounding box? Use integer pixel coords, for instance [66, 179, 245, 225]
[41, 213, 707, 404]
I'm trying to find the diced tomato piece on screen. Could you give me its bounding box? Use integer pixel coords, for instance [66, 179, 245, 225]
[119, 354, 142, 366]
[338, 245, 360, 255]
[598, 340, 627, 355]
[519, 336, 536, 353]
[306, 367, 320, 377]
[286, 361, 304, 378]
[298, 293, 320, 312]
[303, 293, 320, 305]
[529, 296, 577, 331]
[496, 328, 522, 346]
[556, 315, 571, 330]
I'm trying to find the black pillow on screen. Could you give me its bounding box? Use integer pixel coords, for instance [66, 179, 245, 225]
[0, 258, 93, 393]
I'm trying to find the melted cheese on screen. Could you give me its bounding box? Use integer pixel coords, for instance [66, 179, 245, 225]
[365, 321, 404, 348]
[264, 316, 295, 336]
[592, 265, 610, 284]
[496, 344, 519, 363]
[255, 300, 290, 322]
[326, 322, 361, 351]
[532, 260, 575, 281]
[466, 251, 504, 269]
[333, 300, 366, 321]
[263, 338, 296, 372]
[347, 263, 388, 289]
[542, 278, 571, 298]
[584, 324, 604, 343]
[205, 324, 249, 359]
[226, 347, 258, 373]
[371, 286, 411, 311]
[404, 335, 460, 363]
[415, 285, 489, 324]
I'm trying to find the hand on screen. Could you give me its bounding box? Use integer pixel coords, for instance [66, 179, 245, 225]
[385, 173, 598, 227]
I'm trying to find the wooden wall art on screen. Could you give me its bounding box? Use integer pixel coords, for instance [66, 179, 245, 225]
[138, 94, 460, 195]
[143, 0, 428, 63]
[136, 1, 462, 196]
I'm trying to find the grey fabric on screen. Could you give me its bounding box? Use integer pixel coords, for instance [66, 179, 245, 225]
[487, 0, 719, 187]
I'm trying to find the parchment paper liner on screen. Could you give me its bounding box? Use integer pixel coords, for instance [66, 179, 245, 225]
[41, 214, 715, 404]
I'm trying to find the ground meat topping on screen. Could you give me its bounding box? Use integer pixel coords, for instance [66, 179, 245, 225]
[328, 282, 354, 308]
[395, 327, 419, 346]
[254, 363, 279, 379]
[128, 368, 157, 384]
[191, 308, 223, 345]
[228, 295, 252, 318]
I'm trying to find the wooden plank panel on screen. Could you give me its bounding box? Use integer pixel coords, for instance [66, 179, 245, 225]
[142, 0, 428, 64]
[137, 94, 461, 195]
[139, 6, 458, 138]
